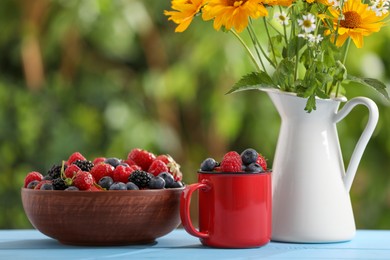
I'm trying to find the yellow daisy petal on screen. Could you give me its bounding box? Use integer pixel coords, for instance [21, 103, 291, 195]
[201, 0, 267, 33]
[327, 0, 388, 48]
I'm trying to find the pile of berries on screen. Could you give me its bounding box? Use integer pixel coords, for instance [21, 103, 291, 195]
[200, 148, 268, 173]
[23, 148, 184, 191]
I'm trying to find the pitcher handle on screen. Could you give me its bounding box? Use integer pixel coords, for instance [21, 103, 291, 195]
[334, 97, 379, 192]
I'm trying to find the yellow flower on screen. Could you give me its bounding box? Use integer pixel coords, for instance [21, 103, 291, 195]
[326, 0, 388, 48]
[164, 0, 205, 32]
[263, 0, 294, 6]
[201, 0, 268, 33]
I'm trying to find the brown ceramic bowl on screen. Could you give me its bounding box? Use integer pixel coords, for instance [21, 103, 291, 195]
[21, 187, 184, 246]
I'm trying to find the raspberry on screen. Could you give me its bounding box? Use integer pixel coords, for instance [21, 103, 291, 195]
[148, 159, 169, 177]
[158, 154, 183, 181]
[155, 154, 170, 164]
[123, 158, 136, 166]
[24, 171, 43, 188]
[127, 148, 156, 171]
[64, 164, 81, 178]
[112, 165, 133, 183]
[93, 157, 106, 165]
[221, 151, 242, 172]
[90, 163, 115, 182]
[73, 171, 94, 190]
[256, 154, 267, 171]
[130, 164, 142, 171]
[67, 152, 86, 165]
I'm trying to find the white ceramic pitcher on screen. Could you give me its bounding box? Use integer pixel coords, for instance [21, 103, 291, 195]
[265, 89, 379, 243]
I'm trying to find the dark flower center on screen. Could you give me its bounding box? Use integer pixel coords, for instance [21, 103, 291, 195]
[340, 11, 362, 29]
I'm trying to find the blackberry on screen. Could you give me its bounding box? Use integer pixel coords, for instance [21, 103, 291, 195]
[47, 164, 66, 180]
[73, 160, 94, 172]
[129, 170, 152, 189]
[52, 178, 68, 190]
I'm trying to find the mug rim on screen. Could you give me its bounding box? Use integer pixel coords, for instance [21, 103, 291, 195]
[197, 170, 272, 175]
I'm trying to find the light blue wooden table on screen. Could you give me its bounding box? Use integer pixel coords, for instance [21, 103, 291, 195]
[0, 229, 389, 259]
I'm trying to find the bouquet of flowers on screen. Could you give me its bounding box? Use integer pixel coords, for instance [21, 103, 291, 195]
[165, 0, 389, 111]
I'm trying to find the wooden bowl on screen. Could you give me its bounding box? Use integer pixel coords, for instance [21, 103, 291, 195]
[21, 188, 184, 246]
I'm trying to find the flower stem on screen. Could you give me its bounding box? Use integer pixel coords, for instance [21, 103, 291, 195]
[342, 37, 351, 64]
[263, 17, 277, 64]
[230, 29, 263, 73]
[246, 26, 267, 72]
[291, 6, 299, 82]
[335, 37, 351, 97]
[248, 23, 276, 68]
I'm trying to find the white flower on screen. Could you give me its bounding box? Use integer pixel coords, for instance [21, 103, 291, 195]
[298, 13, 316, 33]
[308, 34, 324, 44]
[298, 33, 323, 44]
[274, 11, 290, 25]
[369, 0, 389, 16]
[298, 33, 310, 39]
[329, 0, 346, 8]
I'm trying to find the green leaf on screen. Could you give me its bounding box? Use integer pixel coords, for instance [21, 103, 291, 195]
[270, 35, 283, 58]
[226, 71, 276, 94]
[283, 36, 305, 59]
[304, 94, 316, 112]
[272, 58, 295, 90]
[346, 75, 389, 100]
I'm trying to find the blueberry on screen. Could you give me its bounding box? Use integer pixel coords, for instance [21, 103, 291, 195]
[104, 157, 121, 168]
[27, 180, 40, 189]
[109, 182, 127, 190]
[40, 183, 54, 190]
[241, 148, 258, 165]
[171, 180, 184, 188]
[98, 176, 114, 189]
[148, 176, 165, 189]
[157, 172, 175, 188]
[245, 162, 263, 173]
[126, 182, 139, 190]
[200, 158, 217, 171]
[65, 186, 79, 191]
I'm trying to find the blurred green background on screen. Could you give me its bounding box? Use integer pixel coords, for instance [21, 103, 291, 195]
[1, 0, 390, 229]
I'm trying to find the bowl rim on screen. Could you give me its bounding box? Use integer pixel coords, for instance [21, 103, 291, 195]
[21, 186, 185, 193]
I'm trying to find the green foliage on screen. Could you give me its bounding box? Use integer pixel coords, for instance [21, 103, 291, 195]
[226, 71, 276, 94]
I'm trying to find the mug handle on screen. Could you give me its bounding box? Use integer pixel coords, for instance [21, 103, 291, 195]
[180, 182, 210, 239]
[334, 97, 379, 192]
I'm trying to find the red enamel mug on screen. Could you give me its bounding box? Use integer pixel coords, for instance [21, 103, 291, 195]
[180, 171, 272, 248]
